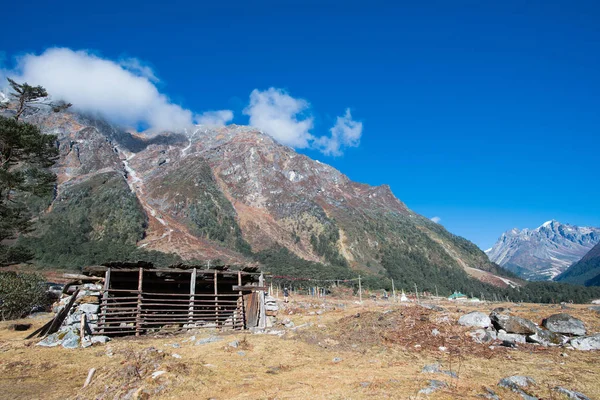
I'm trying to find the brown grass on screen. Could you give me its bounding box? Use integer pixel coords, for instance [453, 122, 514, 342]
[0, 297, 599, 399]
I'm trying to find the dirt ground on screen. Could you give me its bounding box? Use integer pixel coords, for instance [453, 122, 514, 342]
[1, 296, 599, 399]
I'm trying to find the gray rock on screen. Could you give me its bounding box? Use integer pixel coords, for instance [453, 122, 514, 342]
[470, 329, 497, 343]
[421, 303, 446, 312]
[195, 336, 222, 345]
[359, 382, 371, 388]
[237, 351, 246, 356]
[527, 328, 566, 346]
[421, 363, 457, 378]
[497, 329, 526, 344]
[422, 363, 443, 373]
[491, 312, 537, 334]
[553, 386, 590, 400]
[542, 314, 586, 336]
[418, 379, 448, 395]
[431, 328, 440, 336]
[498, 376, 538, 400]
[480, 387, 500, 400]
[588, 306, 600, 314]
[91, 335, 111, 344]
[79, 303, 100, 314]
[569, 334, 600, 351]
[332, 357, 343, 363]
[37, 333, 62, 347]
[61, 330, 81, 349]
[229, 340, 240, 348]
[459, 312, 492, 328]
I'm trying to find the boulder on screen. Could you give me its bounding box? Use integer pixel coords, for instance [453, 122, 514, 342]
[542, 314, 586, 336]
[37, 333, 62, 347]
[79, 303, 100, 314]
[553, 387, 591, 400]
[491, 312, 537, 334]
[527, 328, 566, 346]
[418, 380, 448, 395]
[458, 312, 491, 328]
[588, 306, 600, 314]
[569, 334, 600, 351]
[498, 376, 538, 400]
[469, 329, 497, 344]
[61, 329, 81, 349]
[497, 330, 526, 344]
[91, 335, 111, 344]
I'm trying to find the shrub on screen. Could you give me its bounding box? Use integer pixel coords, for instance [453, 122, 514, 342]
[0, 271, 51, 320]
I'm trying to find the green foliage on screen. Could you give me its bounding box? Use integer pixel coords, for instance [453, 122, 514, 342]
[0, 78, 70, 266]
[255, 246, 355, 287]
[0, 271, 51, 320]
[155, 158, 252, 255]
[20, 171, 181, 269]
[309, 221, 348, 267]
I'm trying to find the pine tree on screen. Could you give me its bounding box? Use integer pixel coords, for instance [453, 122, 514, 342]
[0, 78, 70, 266]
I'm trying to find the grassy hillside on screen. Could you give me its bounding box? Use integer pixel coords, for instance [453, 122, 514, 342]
[555, 242, 600, 286]
[20, 171, 181, 269]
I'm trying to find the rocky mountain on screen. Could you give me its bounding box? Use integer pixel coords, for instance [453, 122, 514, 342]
[555, 242, 600, 286]
[486, 220, 600, 281]
[15, 110, 519, 291]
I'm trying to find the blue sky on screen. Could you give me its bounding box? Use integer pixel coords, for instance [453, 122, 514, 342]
[2, 0, 599, 250]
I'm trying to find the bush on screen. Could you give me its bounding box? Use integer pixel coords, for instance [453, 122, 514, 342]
[0, 271, 51, 320]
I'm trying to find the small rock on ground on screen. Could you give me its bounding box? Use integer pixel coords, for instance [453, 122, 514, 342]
[553, 386, 590, 400]
[419, 380, 448, 395]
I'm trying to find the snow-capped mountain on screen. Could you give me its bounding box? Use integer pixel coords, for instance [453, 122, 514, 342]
[486, 220, 600, 280]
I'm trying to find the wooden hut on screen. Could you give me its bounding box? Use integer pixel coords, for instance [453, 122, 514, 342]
[82, 262, 266, 336]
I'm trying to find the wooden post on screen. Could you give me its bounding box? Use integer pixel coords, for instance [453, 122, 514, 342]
[99, 268, 111, 334]
[214, 270, 219, 328]
[414, 283, 419, 304]
[258, 272, 266, 329]
[358, 275, 362, 304]
[135, 267, 143, 336]
[188, 268, 196, 327]
[391, 279, 396, 302]
[238, 271, 245, 330]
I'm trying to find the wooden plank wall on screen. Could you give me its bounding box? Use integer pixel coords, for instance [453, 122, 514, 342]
[96, 270, 249, 336]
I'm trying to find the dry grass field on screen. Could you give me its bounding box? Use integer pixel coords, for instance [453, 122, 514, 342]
[1, 296, 599, 399]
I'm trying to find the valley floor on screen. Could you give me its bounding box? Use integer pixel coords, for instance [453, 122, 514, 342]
[1, 297, 599, 399]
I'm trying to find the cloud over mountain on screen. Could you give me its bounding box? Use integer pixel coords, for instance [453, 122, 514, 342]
[244, 87, 362, 156]
[3, 48, 232, 132]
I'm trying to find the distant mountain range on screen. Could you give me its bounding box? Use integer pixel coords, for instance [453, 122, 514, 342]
[486, 220, 600, 281]
[555, 242, 600, 286]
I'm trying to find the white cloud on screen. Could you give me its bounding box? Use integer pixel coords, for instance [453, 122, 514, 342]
[3, 48, 233, 132]
[243, 87, 314, 148]
[196, 110, 234, 127]
[243, 88, 362, 155]
[316, 108, 363, 156]
[431, 216, 442, 224]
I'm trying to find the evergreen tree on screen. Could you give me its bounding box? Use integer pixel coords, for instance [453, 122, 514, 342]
[0, 79, 70, 265]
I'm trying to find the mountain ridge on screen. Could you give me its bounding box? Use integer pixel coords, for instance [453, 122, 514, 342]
[15, 109, 519, 291]
[486, 220, 600, 281]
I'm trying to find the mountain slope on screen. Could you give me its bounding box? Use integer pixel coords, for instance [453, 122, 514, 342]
[555, 242, 600, 286]
[17, 110, 517, 290]
[486, 220, 600, 281]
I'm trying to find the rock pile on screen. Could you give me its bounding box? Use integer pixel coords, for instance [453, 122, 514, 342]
[460, 309, 598, 350]
[37, 283, 110, 349]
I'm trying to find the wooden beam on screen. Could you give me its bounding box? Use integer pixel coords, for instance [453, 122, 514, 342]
[135, 267, 143, 336]
[99, 268, 110, 334]
[232, 285, 267, 291]
[214, 270, 219, 328]
[238, 271, 246, 330]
